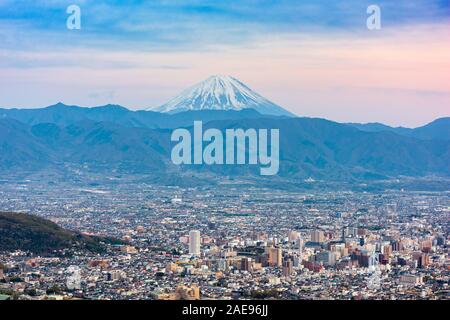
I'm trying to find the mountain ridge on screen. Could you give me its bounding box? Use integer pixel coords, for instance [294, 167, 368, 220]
[0, 212, 124, 254]
[148, 75, 295, 117]
[347, 117, 450, 141]
[1, 115, 448, 182]
[2, 103, 447, 137]
[0, 104, 279, 129]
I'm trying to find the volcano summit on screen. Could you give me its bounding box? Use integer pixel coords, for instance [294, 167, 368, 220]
[149, 75, 294, 117]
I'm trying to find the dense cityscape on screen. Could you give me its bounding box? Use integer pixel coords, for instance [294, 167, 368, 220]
[0, 174, 448, 301]
[0, 0, 449, 313]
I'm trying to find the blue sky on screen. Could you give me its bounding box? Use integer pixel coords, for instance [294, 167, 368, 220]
[0, 0, 449, 126]
[1, 0, 448, 51]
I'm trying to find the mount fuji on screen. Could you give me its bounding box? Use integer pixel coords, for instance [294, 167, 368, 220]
[148, 75, 295, 117]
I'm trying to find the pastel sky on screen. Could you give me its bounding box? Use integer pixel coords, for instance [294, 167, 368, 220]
[0, 0, 449, 127]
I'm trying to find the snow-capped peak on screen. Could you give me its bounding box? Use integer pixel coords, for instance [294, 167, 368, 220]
[149, 75, 294, 116]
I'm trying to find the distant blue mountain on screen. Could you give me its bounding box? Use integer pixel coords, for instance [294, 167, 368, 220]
[346, 117, 450, 141]
[409, 117, 450, 141]
[0, 103, 275, 128]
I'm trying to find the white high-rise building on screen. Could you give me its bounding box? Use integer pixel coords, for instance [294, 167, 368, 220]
[297, 237, 303, 261]
[66, 266, 81, 290]
[189, 230, 201, 256]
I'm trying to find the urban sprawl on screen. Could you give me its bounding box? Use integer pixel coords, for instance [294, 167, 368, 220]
[0, 177, 448, 300]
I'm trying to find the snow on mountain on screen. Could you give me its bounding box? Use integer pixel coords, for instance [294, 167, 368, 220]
[149, 75, 295, 117]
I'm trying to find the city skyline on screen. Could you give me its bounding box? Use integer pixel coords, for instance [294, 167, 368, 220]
[1, 182, 448, 300]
